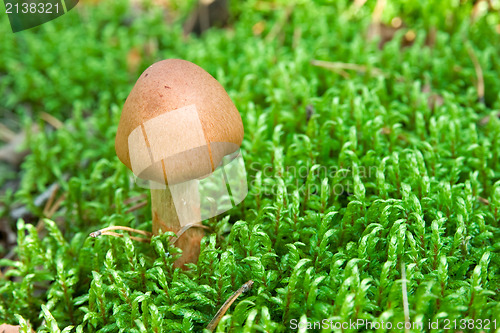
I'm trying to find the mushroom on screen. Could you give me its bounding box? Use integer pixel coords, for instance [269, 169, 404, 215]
[114, 59, 244, 267]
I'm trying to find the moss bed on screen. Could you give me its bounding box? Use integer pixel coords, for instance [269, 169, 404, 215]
[0, 0, 499, 332]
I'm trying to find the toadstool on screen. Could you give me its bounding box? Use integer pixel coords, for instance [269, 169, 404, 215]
[114, 59, 244, 267]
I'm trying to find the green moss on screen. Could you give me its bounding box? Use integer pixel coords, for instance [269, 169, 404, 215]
[0, 0, 499, 332]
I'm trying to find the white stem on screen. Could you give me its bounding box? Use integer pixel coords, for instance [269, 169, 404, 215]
[150, 182, 204, 268]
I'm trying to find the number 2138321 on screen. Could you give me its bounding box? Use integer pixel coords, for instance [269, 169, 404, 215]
[5, 2, 60, 14]
[442, 319, 496, 330]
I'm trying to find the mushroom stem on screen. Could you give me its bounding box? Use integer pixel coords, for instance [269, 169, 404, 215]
[150, 181, 205, 268]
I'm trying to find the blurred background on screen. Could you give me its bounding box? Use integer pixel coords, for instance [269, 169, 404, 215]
[1, 0, 500, 330]
[1, 0, 499, 257]
[1, 0, 500, 255]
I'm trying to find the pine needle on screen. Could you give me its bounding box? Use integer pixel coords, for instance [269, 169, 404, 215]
[90, 226, 153, 242]
[90, 223, 210, 245]
[170, 223, 210, 245]
[206, 280, 254, 332]
[99, 231, 151, 243]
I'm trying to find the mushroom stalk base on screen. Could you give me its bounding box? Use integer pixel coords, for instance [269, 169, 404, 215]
[150, 182, 204, 268]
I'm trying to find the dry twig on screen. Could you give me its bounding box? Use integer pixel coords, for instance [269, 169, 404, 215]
[311, 59, 389, 78]
[477, 196, 489, 205]
[170, 223, 210, 245]
[206, 280, 254, 332]
[467, 45, 485, 104]
[36, 184, 67, 233]
[125, 201, 148, 213]
[265, 4, 294, 42]
[40, 112, 64, 129]
[89, 223, 209, 245]
[90, 226, 152, 242]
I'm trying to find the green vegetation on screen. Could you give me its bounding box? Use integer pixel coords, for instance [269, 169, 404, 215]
[0, 0, 499, 331]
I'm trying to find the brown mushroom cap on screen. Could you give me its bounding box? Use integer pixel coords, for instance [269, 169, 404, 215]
[115, 59, 244, 185]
